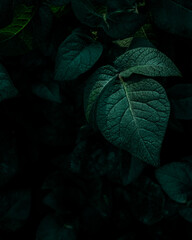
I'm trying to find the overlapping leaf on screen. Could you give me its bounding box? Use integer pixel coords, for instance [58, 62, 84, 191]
[84, 65, 118, 123]
[114, 47, 181, 78]
[54, 30, 103, 81]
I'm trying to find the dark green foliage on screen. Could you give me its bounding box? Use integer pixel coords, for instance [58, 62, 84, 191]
[0, 0, 192, 239]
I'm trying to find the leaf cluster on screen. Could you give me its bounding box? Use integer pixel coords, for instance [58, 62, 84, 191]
[0, 0, 192, 239]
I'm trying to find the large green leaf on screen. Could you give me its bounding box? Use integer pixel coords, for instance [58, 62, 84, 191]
[96, 77, 170, 166]
[0, 4, 34, 43]
[84, 65, 118, 123]
[156, 162, 192, 203]
[54, 30, 103, 81]
[114, 47, 181, 78]
[0, 64, 18, 102]
[149, 0, 192, 38]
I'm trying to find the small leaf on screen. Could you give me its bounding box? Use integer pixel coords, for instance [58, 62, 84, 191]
[37, 215, 76, 240]
[0, 4, 35, 43]
[156, 162, 192, 203]
[84, 65, 118, 123]
[32, 83, 62, 103]
[0, 64, 18, 102]
[96, 77, 170, 166]
[54, 30, 103, 81]
[114, 47, 181, 78]
[168, 84, 192, 120]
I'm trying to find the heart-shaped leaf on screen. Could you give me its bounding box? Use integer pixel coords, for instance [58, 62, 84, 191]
[96, 77, 170, 166]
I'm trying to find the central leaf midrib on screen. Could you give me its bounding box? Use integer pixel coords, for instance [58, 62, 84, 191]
[120, 77, 153, 161]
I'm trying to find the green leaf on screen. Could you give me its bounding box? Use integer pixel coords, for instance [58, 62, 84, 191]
[96, 77, 170, 166]
[84, 65, 118, 124]
[71, 0, 103, 27]
[37, 215, 76, 240]
[114, 47, 181, 78]
[156, 162, 192, 203]
[149, 0, 192, 38]
[54, 30, 103, 81]
[0, 4, 35, 43]
[32, 83, 62, 103]
[102, 11, 145, 39]
[0, 64, 18, 102]
[168, 84, 192, 120]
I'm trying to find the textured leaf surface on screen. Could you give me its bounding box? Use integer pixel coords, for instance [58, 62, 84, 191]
[54, 31, 103, 81]
[168, 84, 192, 119]
[149, 0, 192, 38]
[156, 162, 192, 203]
[84, 65, 118, 123]
[0, 4, 34, 43]
[0, 64, 18, 102]
[114, 47, 181, 78]
[96, 77, 170, 166]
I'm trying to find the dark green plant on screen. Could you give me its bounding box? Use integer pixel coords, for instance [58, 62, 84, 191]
[0, 0, 192, 239]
